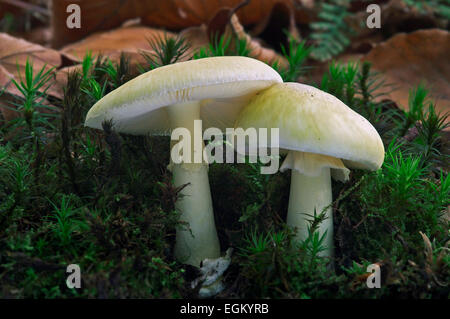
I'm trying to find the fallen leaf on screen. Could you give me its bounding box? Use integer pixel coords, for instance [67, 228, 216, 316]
[250, 1, 301, 47]
[0, 32, 62, 121]
[181, 6, 288, 69]
[9, 26, 52, 46]
[142, 0, 299, 30]
[60, 26, 177, 71]
[50, 0, 314, 47]
[229, 14, 288, 68]
[0, 63, 21, 122]
[419, 231, 433, 265]
[50, 0, 157, 48]
[0, 64, 20, 97]
[0, 32, 61, 77]
[362, 29, 450, 122]
[0, 64, 21, 123]
[180, 25, 210, 59]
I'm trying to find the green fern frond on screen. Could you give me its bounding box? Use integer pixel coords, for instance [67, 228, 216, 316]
[310, 0, 353, 61]
[404, 0, 450, 20]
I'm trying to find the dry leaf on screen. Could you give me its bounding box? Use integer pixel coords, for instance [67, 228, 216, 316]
[56, 26, 178, 97]
[362, 29, 450, 123]
[10, 26, 52, 46]
[419, 231, 433, 265]
[50, 0, 158, 48]
[0, 32, 62, 121]
[0, 64, 20, 97]
[249, 1, 300, 42]
[0, 32, 61, 78]
[181, 6, 288, 69]
[419, 231, 449, 287]
[50, 0, 313, 47]
[60, 26, 177, 70]
[142, 0, 298, 30]
[0, 64, 21, 123]
[229, 14, 288, 68]
[180, 25, 210, 59]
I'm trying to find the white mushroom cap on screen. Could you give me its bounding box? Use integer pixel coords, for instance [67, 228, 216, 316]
[84, 56, 282, 134]
[234, 82, 385, 175]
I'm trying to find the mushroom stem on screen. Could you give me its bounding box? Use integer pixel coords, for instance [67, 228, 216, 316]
[167, 101, 220, 267]
[287, 162, 334, 258]
[172, 164, 220, 266]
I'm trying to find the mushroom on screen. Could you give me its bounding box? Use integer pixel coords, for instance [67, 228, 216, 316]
[84, 56, 282, 267]
[234, 82, 384, 257]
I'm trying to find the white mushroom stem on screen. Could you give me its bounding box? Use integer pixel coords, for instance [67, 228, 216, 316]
[281, 151, 350, 258]
[167, 101, 220, 267]
[287, 167, 334, 257]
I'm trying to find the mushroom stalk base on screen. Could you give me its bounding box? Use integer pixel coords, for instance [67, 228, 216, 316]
[172, 164, 220, 266]
[287, 166, 334, 258]
[167, 101, 220, 267]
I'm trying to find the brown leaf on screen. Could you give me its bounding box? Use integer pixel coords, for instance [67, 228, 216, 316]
[419, 231, 433, 265]
[60, 26, 177, 71]
[55, 26, 179, 98]
[10, 26, 52, 46]
[50, 0, 158, 48]
[142, 0, 298, 30]
[180, 25, 210, 59]
[362, 29, 450, 124]
[0, 32, 61, 78]
[0, 64, 20, 97]
[250, 1, 300, 42]
[181, 7, 288, 69]
[0, 32, 62, 122]
[0, 64, 21, 123]
[228, 14, 289, 68]
[50, 0, 313, 47]
[419, 231, 449, 287]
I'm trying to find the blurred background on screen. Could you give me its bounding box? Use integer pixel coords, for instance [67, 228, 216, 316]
[0, 0, 449, 120]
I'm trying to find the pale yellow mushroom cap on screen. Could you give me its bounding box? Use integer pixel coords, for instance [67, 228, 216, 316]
[84, 56, 282, 135]
[234, 82, 385, 172]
